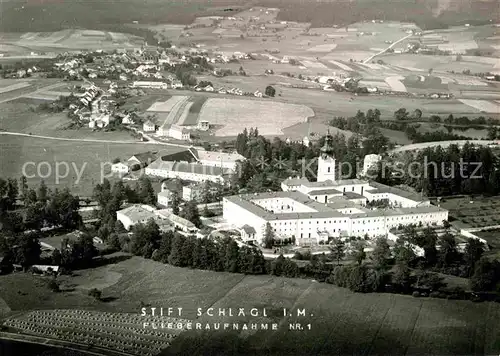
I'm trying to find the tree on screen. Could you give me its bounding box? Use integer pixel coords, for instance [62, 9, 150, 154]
[463, 238, 485, 277]
[392, 238, 416, 266]
[19, 176, 28, 205]
[14, 233, 41, 269]
[394, 108, 409, 121]
[37, 180, 49, 203]
[438, 232, 459, 267]
[137, 176, 156, 205]
[88, 288, 102, 301]
[47, 279, 60, 292]
[72, 233, 98, 268]
[171, 191, 181, 215]
[168, 234, 185, 266]
[391, 263, 412, 293]
[263, 222, 274, 249]
[351, 241, 366, 265]
[470, 258, 499, 292]
[180, 201, 202, 228]
[329, 238, 346, 265]
[411, 109, 422, 120]
[200, 181, 213, 204]
[371, 237, 391, 268]
[265, 85, 276, 97]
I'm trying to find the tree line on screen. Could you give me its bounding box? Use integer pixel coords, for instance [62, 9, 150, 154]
[385, 142, 500, 197]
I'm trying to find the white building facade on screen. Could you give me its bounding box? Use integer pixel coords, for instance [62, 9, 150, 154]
[222, 133, 448, 246]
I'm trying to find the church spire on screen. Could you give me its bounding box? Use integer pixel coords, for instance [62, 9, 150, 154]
[320, 131, 334, 158]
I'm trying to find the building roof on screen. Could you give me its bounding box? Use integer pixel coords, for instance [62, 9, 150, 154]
[224, 189, 446, 222]
[157, 210, 196, 228]
[241, 224, 256, 235]
[143, 120, 155, 126]
[367, 182, 425, 202]
[117, 205, 156, 222]
[129, 151, 157, 165]
[308, 188, 343, 195]
[170, 124, 190, 134]
[343, 192, 365, 199]
[147, 158, 232, 176]
[282, 177, 309, 186]
[158, 191, 171, 198]
[189, 148, 244, 164]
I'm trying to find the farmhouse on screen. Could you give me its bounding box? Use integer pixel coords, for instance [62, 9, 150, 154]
[198, 120, 210, 131]
[222, 134, 448, 246]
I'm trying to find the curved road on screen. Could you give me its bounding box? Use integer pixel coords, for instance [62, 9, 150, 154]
[390, 140, 500, 153]
[363, 33, 413, 64]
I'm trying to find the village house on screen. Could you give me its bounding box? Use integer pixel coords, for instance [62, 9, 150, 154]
[111, 161, 131, 174]
[198, 120, 210, 131]
[143, 120, 156, 132]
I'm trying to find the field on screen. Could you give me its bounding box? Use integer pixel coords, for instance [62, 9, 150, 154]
[198, 98, 314, 136]
[0, 100, 135, 141]
[459, 99, 500, 113]
[0, 29, 143, 53]
[147, 96, 189, 113]
[1, 256, 500, 355]
[440, 196, 500, 229]
[0, 135, 181, 196]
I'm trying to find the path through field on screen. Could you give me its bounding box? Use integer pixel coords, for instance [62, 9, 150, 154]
[363, 33, 413, 63]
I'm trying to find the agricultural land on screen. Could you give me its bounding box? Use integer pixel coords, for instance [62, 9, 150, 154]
[1, 256, 500, 355]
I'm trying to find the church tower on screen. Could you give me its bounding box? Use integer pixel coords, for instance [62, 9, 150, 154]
[317, 132, 336, 182]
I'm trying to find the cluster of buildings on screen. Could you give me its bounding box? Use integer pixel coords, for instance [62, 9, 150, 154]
[222, 134, 448, 246]
[111, 147, 244, 184]
[116, 204, 199, 235]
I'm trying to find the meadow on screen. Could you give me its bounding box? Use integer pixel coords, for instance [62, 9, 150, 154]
[0, 135, 180, 197]
[1, 256, 500, 355]
[198, 97, 314, 136]
[0, 0, 498, 33]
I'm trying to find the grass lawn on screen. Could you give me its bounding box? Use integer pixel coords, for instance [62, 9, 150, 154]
[2, 256, 500, 354]
[0, 135, 181, 197]
[182, 96, 207, 126]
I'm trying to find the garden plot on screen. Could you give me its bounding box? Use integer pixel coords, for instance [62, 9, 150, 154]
[459, 99, 500, 113]
[147, 96, 189, 112]
[3, 309, 190, 356]
[198, 98, 314, 136]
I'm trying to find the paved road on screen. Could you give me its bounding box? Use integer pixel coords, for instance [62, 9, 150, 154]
[390, 140, 500, 153]
[363, 34, 413, 64]
[0, 131, 193, 149]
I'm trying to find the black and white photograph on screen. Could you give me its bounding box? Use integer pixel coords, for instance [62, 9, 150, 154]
[0, 0, 499, 355]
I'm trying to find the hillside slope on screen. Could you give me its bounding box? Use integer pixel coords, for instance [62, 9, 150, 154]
[0, 0, 497, 32]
